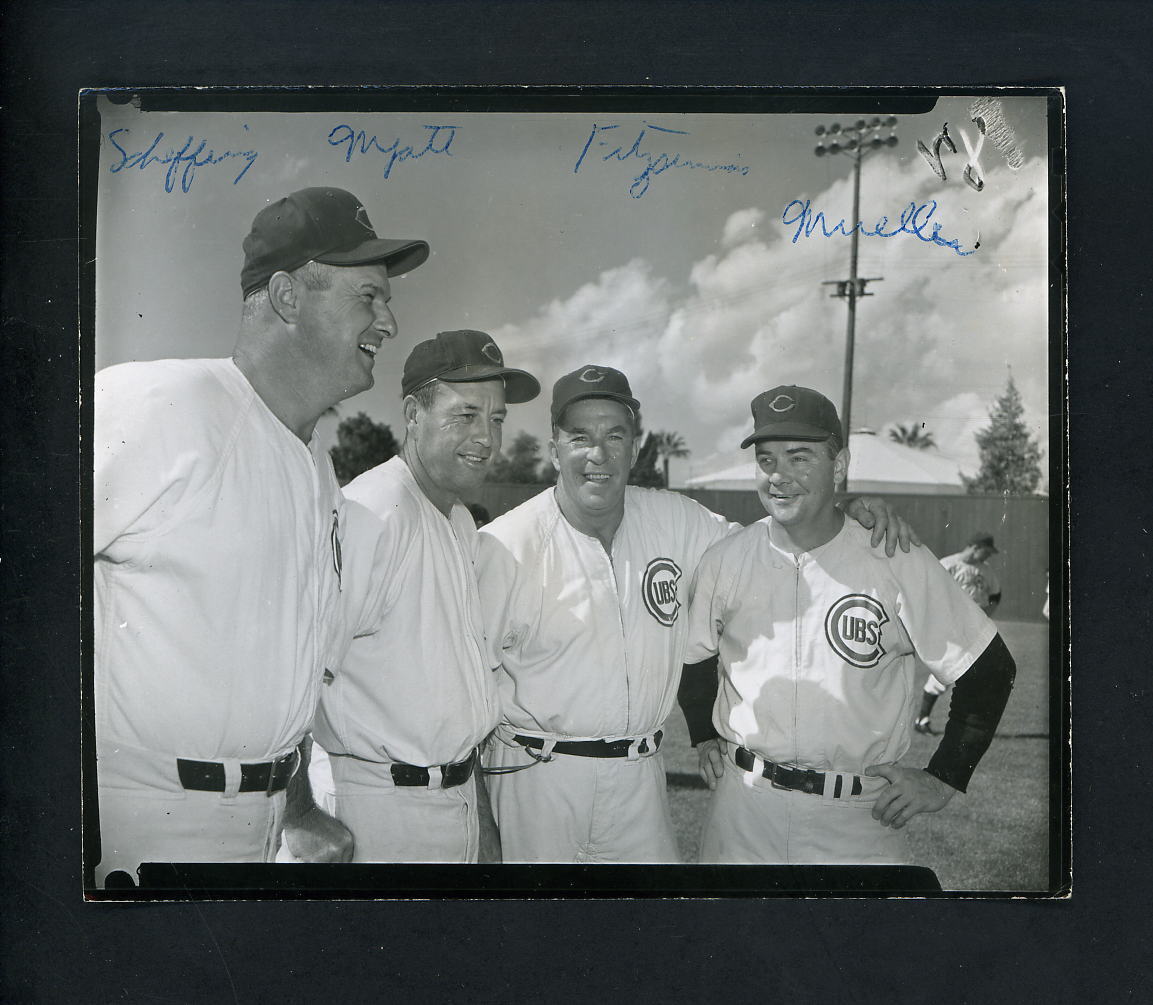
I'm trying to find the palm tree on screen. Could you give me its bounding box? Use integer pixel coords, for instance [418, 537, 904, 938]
[651, 430, 691, 487]
[888, 422, 937, 450]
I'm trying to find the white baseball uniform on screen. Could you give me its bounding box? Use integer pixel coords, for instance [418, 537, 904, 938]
[93, 358, 347, 885]
[477, 486, 736, 863]
[684, 516, 997, 865]
[923, 550, 1003, 697]
[311, 456, 500, 863]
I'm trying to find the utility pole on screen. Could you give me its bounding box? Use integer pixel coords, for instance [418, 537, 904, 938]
[814, 117, 898, 443]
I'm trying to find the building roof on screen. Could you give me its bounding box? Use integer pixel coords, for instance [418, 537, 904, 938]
[685, 431, 966, 495]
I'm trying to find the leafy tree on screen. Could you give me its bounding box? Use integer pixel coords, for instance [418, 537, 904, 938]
[888, 422, 937, 450]
[628, 431, 665, 488]
[329, 412, 399, 486]
[961, 375, 1043, 495]
[651, 430, 691, 487]
[488, 431, 549, 484]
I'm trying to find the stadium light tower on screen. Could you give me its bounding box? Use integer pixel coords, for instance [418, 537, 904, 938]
[814, 116, 899, 444]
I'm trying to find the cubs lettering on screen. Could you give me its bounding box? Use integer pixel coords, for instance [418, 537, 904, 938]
[824, 594, 889, 668]
[642, 557, 682, 627]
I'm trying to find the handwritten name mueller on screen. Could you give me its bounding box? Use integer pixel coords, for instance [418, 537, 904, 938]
[107, 128, 258, 193]
[782, 198, 977, 257]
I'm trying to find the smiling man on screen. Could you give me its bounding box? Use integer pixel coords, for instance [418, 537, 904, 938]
[476, 367, 915, 863]
[680, 385, 1016, 867]
[92, 187, 427, 887]
[308, 330, 539, 862]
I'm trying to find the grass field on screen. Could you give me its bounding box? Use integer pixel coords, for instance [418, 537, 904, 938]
[661, 619, 1057, 892]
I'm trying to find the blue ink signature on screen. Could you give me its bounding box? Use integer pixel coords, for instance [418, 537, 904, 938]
[574, 122, 750, 199]
[781, 198, 977, 257]
[327, 124, 459, 179]
[107, 127, 258, 194]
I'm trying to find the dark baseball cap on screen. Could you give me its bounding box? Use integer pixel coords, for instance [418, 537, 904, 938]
[550, 365, 641, 426]
[741, 385, 843, 449]
[967, 531, 999, 553]
[401, 330, 540, 403]
[241, 187, 429, 297]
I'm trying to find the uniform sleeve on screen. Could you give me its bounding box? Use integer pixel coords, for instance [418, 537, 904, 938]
[679, 494, 742, 553]
[892, 547, 998, 688]
[93, 364, 205, 557]
[925, 633, 1016, 792]
[683, 543, 727, 665]
[338, 501, 401, 638]
[476, 529, 525, 668]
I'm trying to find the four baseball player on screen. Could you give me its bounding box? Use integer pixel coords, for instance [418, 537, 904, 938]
[93, 187, 1018, 883]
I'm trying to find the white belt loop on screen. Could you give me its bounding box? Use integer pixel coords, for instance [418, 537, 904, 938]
[426, 764, 444, 788]
[221, 758, 242, 800]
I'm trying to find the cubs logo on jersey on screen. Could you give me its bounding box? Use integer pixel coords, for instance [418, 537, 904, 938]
[642, 557, 682, 627]
[824, 593, 889, 668]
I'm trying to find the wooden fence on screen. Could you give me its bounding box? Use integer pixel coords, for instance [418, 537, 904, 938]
[469, 485, 1053, 623]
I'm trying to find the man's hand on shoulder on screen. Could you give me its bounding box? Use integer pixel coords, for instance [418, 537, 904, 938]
[844, 496, 922, 556]
[696, 737, 725, 790]
[864, 762, 955, 829]
[282, 805, 356, 863]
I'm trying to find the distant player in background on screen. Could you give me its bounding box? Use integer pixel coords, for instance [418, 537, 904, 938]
[914, 531, 1003, 734]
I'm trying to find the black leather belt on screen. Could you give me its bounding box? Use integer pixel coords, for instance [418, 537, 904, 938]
[176, 750, 298, 794]
[390, 750, 477, 788]
[513, 731, 663, 758]
[733, 746, 863, 797]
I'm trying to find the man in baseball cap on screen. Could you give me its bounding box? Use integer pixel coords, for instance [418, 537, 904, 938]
[91, 186, 427, 886]
[301, 330, 539, 863]
[474, 368, 915, 863]
[679, 385, 1016, 869]
[241, 186, 428, 297]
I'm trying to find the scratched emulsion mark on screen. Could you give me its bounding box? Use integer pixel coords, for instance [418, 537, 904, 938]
[968, 97, 1025, 170]
[916, 98, 1024, 192]
[107, 127, 258, 194]
[327, 124, 459, 179]
[573, 122, 750, 199]
[781, 199, 976, 257]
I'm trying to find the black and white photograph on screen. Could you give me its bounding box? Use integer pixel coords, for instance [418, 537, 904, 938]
[83, 87, 1065, 899]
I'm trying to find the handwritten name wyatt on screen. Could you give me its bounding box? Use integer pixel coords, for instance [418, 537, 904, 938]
[327, 124, 459, 179]
[107, 128, 258, 194]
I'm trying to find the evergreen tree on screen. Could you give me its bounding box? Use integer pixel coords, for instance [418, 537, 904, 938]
[961, 375, 1043, 495]
[329, 412, 399, 486]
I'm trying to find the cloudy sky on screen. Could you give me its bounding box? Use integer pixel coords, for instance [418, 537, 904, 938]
[94, 93, 1051, 486]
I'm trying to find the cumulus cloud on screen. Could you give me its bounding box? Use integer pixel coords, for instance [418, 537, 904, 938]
[720, 207, 766, 248]
[493, 148, 1050, 484]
